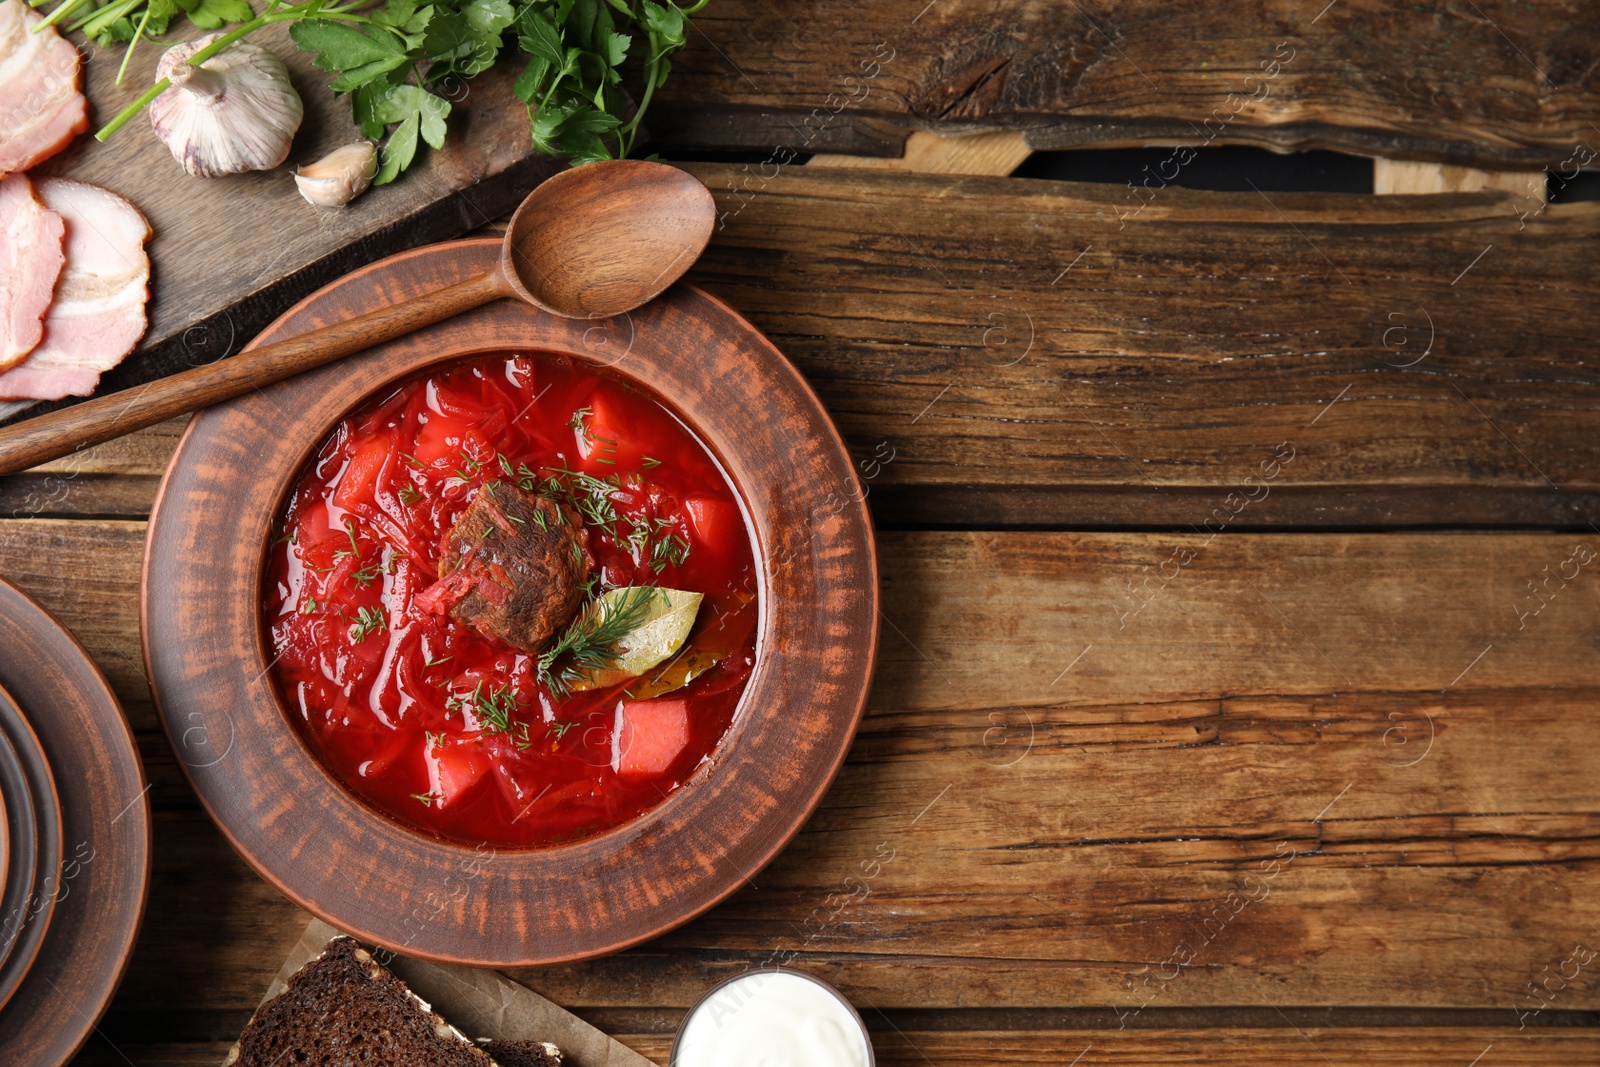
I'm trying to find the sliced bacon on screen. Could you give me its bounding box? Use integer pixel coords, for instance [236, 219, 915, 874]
[0, 179, 150, 401]
[0, 172, 63, 371]
[0, 0, 89, 177]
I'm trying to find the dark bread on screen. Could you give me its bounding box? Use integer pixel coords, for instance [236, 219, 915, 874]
[480, 1040, 564, 1067]
[225, 937, 494, 1067]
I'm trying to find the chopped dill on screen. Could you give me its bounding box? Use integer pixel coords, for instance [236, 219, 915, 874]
[538, 586, 660, 697]
[398, 485, 422, 505]
[625, 522, 651, 557]
[333, 518, 361, 561]
[454, 680, 518, 734]
[347, 605, 386, 642]
[539, 464, 622, 535]
[650, 532, 691, 573]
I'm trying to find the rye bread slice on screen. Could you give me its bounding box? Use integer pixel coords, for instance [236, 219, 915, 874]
[225, 936, 495, 1067]
[479, 1040, 564, 1066]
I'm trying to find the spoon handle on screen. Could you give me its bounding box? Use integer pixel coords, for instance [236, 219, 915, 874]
[0, 269, 510, 476]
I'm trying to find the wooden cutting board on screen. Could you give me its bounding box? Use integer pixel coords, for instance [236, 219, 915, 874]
[3, 21, 561, 423]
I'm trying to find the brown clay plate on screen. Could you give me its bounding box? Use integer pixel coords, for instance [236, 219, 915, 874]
[0, 708, 31, 984]
[0, 781, 9, 951]
[0, 679, 63, 1013]
[0, 578, 150, 1065]
[143, 238, 878, 966]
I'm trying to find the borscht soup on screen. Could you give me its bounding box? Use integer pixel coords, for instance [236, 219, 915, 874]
[264, 352, 758, 848]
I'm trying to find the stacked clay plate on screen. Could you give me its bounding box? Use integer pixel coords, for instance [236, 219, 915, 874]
[0, 578, 150, 1065]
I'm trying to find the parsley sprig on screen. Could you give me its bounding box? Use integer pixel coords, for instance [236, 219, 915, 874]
[89, 0, 709, 182]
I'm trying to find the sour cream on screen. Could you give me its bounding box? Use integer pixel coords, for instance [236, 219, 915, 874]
[673, 971, 872, 1067]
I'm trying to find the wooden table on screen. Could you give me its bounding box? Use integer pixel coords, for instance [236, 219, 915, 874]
[3, 2, 1600, 1063]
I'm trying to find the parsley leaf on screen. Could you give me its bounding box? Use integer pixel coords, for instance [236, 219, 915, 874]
[292, 19, 408, 71]
[176, 0, 252, 30]
[376, 111, 421, 186]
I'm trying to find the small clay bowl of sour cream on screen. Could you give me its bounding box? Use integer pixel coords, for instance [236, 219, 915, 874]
[671, 969, 874, 1067]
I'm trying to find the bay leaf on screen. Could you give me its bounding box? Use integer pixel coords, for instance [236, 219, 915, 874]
[627, 592, 756, 699]
[571, 586, 702, 691]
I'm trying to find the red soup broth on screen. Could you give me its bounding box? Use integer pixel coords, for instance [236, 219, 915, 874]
[264, 353, 759, 848]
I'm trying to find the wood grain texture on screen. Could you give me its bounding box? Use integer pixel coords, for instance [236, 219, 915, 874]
[660, 0, 1600, 167]
[141, 239, 877, 965]
[0, 419, 183, 519]
[0, 27, 560, 426]
[621, 1030, 1600, 1066]
[8, 168, 1599, 527]
[7, 520, 1600, 1019]
[61, 1029, 1600, 1067]
[684, 164, 1600, 527]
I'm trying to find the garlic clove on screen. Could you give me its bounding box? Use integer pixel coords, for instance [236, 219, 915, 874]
[149, 33, 304, 179]
[295, 142, 378, 207]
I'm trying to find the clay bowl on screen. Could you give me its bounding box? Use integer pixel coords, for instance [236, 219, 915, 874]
[143, 239, 878, 966]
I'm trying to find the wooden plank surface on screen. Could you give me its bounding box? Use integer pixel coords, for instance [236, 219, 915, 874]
[662, 0, 1600, 167]
[5, 165, 1598, 528]
[6, 516, 1600, 1032]
[4, 55, 1597, 1055]
[1, 26, 559, 424]
[63, 1028, 1600, 1066]
[691, 165, 1600, 527]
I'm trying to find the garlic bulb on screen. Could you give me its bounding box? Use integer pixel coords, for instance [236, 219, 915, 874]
[295, 142, 377, 207]
[149, 34, 303, 178]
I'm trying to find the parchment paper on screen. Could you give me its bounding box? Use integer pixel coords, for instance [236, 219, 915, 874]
[252, 917, 657, 1067]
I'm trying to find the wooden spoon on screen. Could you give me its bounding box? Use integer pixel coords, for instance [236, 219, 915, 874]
[0, 159, 715, 476]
